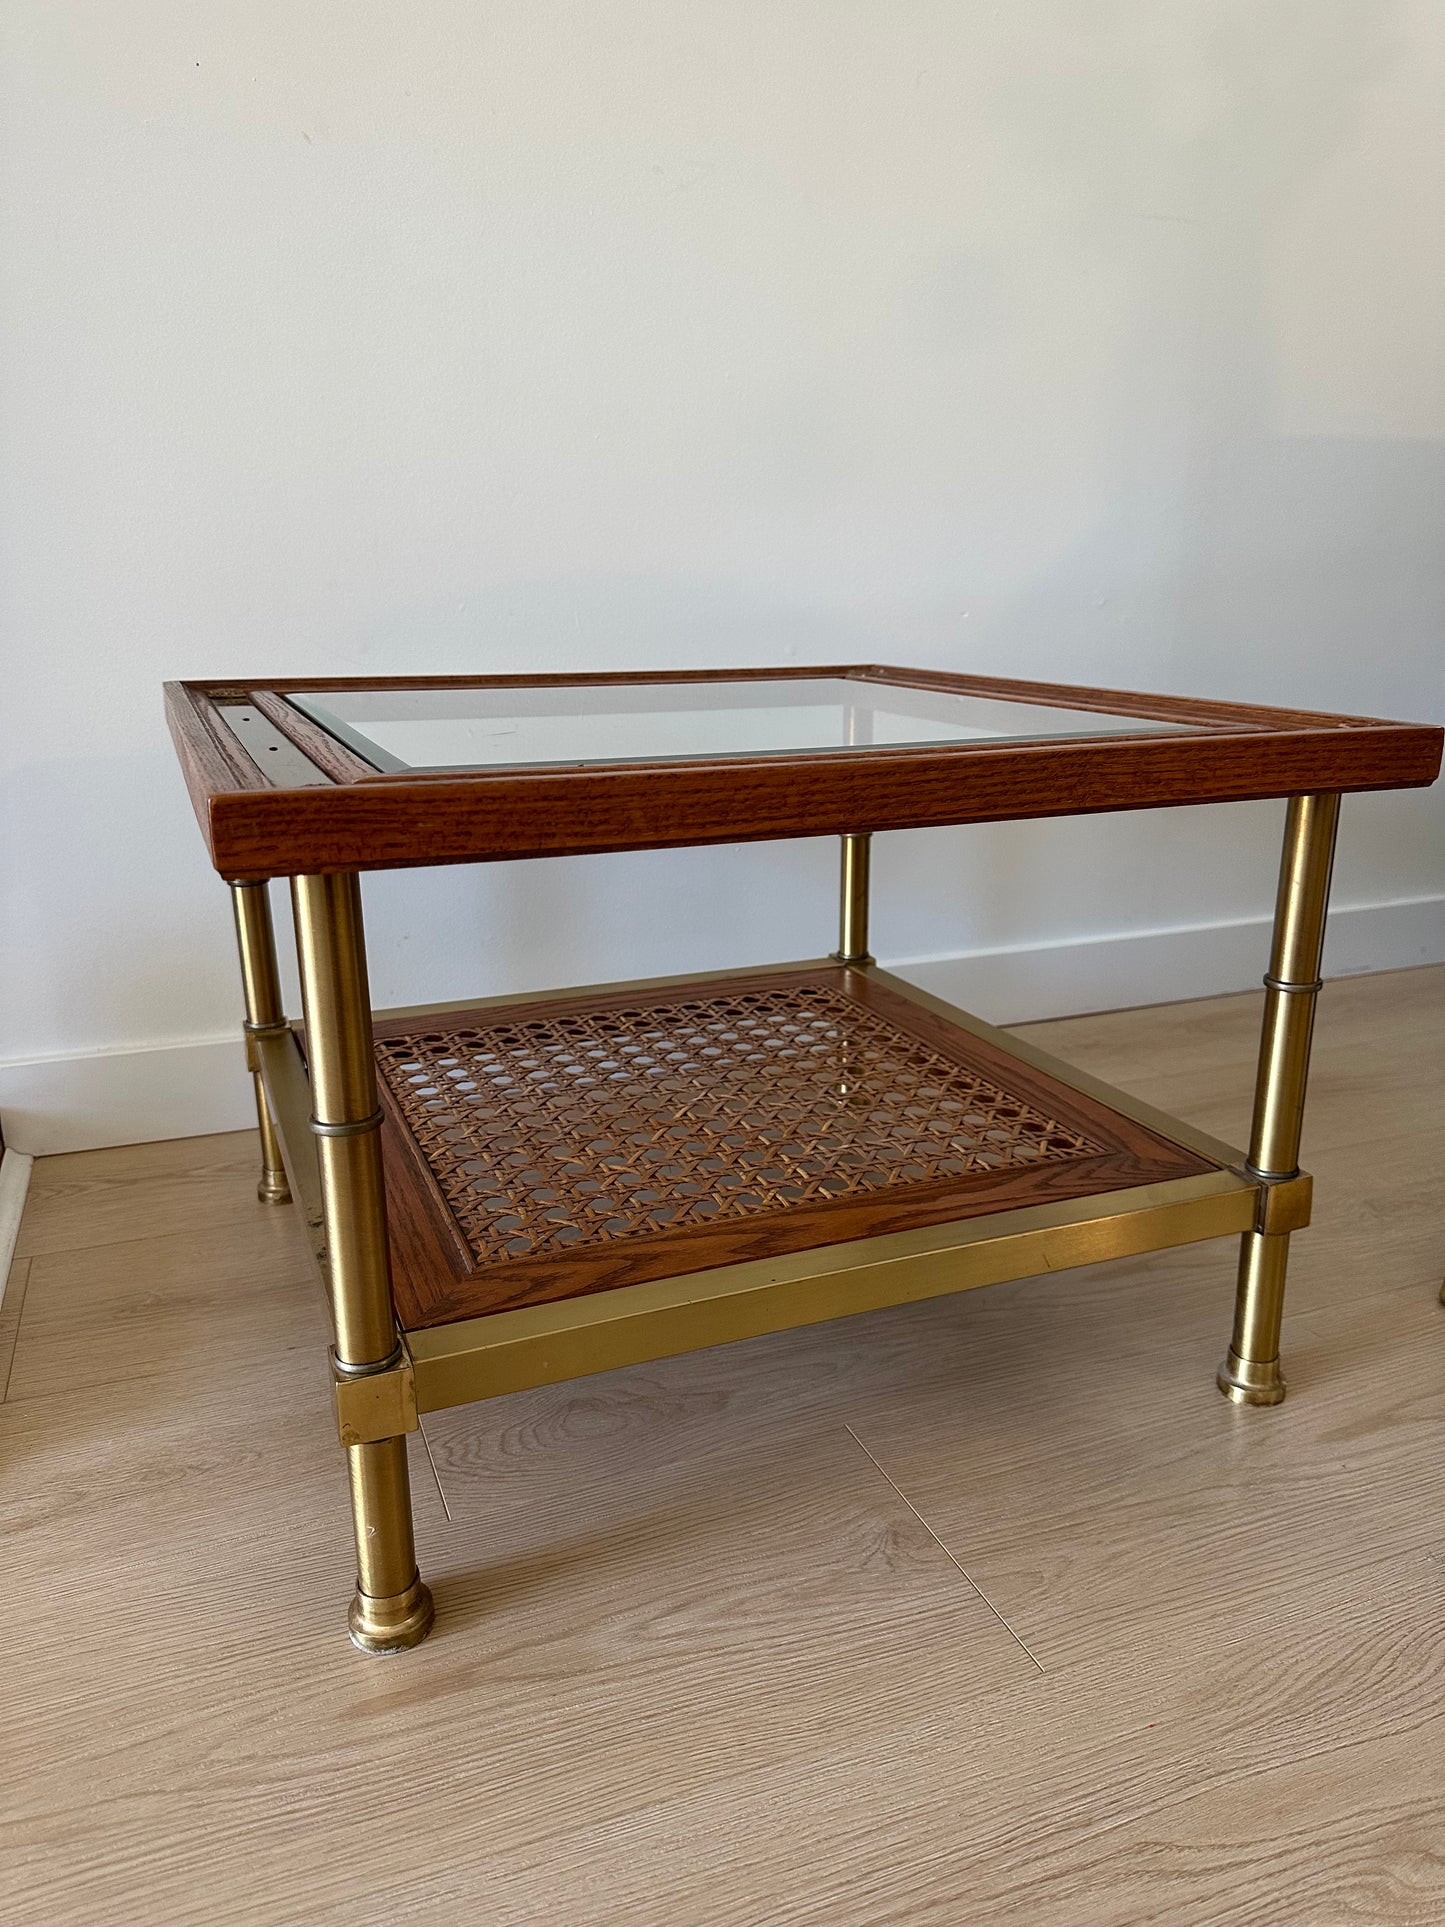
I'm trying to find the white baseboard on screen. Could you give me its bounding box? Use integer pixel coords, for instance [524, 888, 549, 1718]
[1, 894, 1440, 1157]
[891, 894, 1445, 1027]
[0, 1038, 254, 1157]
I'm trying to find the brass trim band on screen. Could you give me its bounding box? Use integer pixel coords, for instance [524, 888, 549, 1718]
[330, 1341, 405, 1380]
[309, 1109, 384, 1140]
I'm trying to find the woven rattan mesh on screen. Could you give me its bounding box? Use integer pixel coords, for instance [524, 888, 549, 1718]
[375, 982, 1106, 1268]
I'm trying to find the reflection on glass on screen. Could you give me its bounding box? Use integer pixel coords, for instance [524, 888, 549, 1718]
[288, 677, 1197, 774]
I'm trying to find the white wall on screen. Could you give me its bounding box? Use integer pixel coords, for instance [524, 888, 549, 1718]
[3, 2, 1443, 1154]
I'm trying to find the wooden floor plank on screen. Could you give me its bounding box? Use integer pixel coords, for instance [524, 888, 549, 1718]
[7, 1212, 327, 1403]
[13, 1129, 263, 1261]
[837, 1284, 1444, 1673]
[0, 1370, 1036, 1925]
[309, 1552, 1445, 1927]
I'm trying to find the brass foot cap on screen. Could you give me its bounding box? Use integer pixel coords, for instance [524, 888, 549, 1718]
[348, 1577, 435, 1655]
[1217, 1348, 1286, 1406]
[257, 1172, 292, 1206]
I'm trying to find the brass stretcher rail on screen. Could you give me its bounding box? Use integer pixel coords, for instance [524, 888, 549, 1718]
[404, 1169, 1257, 1419]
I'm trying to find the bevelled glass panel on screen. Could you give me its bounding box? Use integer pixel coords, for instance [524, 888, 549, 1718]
[288, 677, 1198, 773]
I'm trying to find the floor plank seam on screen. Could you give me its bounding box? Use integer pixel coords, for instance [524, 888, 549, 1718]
[14, 1213, 301, 1268]
[842, 1420, 1046, 1675]
[0, 1258, 33, 1402]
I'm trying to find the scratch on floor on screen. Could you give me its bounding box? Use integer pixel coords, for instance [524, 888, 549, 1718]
[417, 1416, 454, 1522]
[845, 1421, 1046, 1675]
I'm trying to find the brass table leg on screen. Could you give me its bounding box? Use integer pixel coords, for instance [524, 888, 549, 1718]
[1218, 793, 1340, 1405]
[834, 832, 873, 965]
[832, 832, 874, 1104]
[293, 872, 435, 1653]
[231, 882, 291, 1205]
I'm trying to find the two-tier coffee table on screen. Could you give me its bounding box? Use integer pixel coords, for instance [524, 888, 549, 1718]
[165, 667, 1442, 1652]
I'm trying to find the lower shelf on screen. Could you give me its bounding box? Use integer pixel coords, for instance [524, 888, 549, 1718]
[366, 960, 1236, 1330]
[259, 958, 1272, 1422]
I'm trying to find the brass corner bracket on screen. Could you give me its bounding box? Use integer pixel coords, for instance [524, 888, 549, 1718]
[242, 1015, 292, 1074]
[332, 1340, 419, 1446]
[1252, 1169, 1313, 1236]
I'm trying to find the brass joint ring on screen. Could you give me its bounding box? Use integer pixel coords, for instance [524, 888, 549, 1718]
[1262, 973, 1324, 994]
[331, 1342, 405, 1380]
[309, 1108, 384, 1139]
[243, 1018, 291, 1038]
[1246, 1160, 1301, 1185]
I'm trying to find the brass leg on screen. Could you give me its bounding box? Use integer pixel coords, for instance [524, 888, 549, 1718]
[346, 1439, 433, 1651]
[293, 872, 435, 1653]
[1218, 793, 1340, 1405]
[832, 832, 874, 1104]
[231, 882, 291, 1205]
[834, 832, 873, 965]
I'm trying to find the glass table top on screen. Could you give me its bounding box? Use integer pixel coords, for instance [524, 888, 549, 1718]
[287, 678, 1198, 774]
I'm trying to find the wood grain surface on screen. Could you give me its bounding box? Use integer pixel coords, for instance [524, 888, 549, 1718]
[3, 967, 1442, 1927]
[161, 670, 1444, 879]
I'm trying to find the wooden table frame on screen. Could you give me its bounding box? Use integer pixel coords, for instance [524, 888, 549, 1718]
[165, 668, 1442, 1653]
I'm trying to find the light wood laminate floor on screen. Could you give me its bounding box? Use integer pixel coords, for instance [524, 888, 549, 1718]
[3, 968, 1442, 1926]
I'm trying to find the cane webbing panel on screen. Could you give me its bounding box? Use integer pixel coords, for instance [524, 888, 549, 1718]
[377, 980, 1104, 1267]
[371, 967, 1219, 1328]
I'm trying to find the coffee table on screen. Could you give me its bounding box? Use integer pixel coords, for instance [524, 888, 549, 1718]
[165, 667, 1442, 1653]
